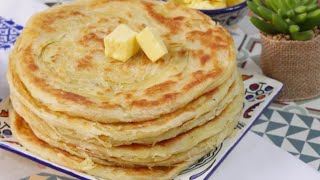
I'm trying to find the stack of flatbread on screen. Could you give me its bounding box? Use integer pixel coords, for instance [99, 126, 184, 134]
[7, 0, 244, 179]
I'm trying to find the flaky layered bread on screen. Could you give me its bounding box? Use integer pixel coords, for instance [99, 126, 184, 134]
[8, 0, 244, 179]
[10, 91, 243, 166]
[10, 110, 194, 180]
[11, 0, 236, 123]
[8, 55, 241, 145]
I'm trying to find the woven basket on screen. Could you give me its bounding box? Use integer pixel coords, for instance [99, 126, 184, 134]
[260, 34, 320, 102]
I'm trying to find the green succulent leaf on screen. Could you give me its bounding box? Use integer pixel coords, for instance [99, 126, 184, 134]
[294, 0, 302, 6]
[278, 1, 290, 11]
[301, 10, 320, 30]
[310, 0, 318, 5]
[253, 0, 263, 6]
[306, 4, 318, 12]
[304, 0, 316, 5]
[284, 0, 294, 9]
[250, 16, 279, 34]
[302, 0, 309, 5]
[293, 13, 307, 23]
[307, 9, 320, 19]
[290, 30, 315, 41]
[288, 0, 299, 7]
[257, 6, 274, 21]
[272, 14, 289, 33]
[277, 9, 286, 17]
[285, 18, 295, 25]
[248, 0, 319, 40]
[295, 5, 307, 14]
[265, 0, 278, 12]
[286, 10, 296, 18]
[247, 1, 262, 17]
[289, 25, 300, 33]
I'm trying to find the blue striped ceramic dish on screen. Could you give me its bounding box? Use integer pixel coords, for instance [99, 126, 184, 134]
[161, 0, 249, 26]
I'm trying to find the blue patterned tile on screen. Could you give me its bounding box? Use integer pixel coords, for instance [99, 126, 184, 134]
[286, 126, 308, 137]
[307, 142, 320, 156]
[251, 108, 320, 171]
[266, 122, 287, 132]
[300, 154, 320, 163]
[253, 118, 268, 126]
[266, 134, 284, 147]
[307, 130, 320, 141]
[261, 108, 274, 119]
[278, 111, 294, 124]
[287, 138, 305, 152]
[297, 115, 314, 128]
[252, 131, 264, 137]
[289, 152, 299, 156]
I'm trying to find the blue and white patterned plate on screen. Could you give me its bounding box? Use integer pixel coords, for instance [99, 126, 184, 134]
[0, 69, 283, 180]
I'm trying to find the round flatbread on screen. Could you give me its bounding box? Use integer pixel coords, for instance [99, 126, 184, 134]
[11, 0, 236, 123]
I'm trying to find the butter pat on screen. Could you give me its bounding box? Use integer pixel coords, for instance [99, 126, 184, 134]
[136, 27, 168, 62]
[104, 24, 140, 62]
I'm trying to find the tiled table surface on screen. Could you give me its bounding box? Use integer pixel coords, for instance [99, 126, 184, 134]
[232, 22, 320, 171]
[0, 1, 319, 179]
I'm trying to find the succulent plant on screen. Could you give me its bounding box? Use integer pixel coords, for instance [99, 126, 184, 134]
[247, 0, 320, 41]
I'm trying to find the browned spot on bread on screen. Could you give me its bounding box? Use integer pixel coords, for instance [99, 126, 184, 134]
[99, 101, 118, 109]
[200, 54, 210, 66]
[50, 54, 59, 63]
[178, 49, 187, 56]
[97, 91, 104, 96]
[22, 46, 38, 71]
[202, 87, 218, 98]
[88, 0, 108, 7]
[131, 93, 179, 107]
[56, 91, 92, 105]
[127, 11, 133, 18]
[89, 0, 129, 8]
[125, 93, 133, 99]
[103, 88, 112, 93]
[183, 69, 222, 91]
[155, 58, 166, 66]
[173, 16, 184, 21]
[187, 28, 231, 52]
[32, 77, 92, 105]
[28, 64, 38, 71]
[186, 28, 232, 69]
[34, 10, 85, 32]
[174, 72, 182, 78]
[76, 55, 93, 70]
[32, 77, 48, 89]
[144, 81, 176, 95]
[79, 32, 104, 48]
[143, 2, 183, 32]
[97, 18, 109, 24]
[89, 49, 104, 55]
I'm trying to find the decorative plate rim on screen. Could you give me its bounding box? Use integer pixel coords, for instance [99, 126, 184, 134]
[204, 87, 281, 179]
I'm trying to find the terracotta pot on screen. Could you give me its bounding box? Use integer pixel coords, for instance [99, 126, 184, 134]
[260, 34, 320, 102]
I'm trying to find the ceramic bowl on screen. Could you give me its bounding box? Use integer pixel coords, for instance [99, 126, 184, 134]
[162, 0, 248, 26]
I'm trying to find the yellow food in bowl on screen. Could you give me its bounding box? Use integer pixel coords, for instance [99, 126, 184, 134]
[226, 0, 245, 6]
[169, 0, 245, 9]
